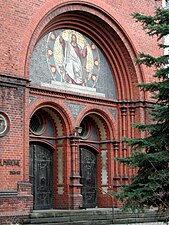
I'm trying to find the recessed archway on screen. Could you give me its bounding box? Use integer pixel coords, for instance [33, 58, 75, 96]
[78, 111, 115, 208]
[26, 1, 147, 209]
[29, 105, 72, 209]
[26, 2, 145, 101]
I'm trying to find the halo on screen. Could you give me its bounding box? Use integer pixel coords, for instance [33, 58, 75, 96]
[47, 29, 100, 87]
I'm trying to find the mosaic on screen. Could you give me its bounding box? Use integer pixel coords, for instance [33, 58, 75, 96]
[47, 29, 100, 88]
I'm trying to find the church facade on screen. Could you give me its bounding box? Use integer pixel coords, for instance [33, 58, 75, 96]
[0, 0, 163, 223]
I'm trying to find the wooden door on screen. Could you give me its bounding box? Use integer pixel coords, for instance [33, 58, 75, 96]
[80, 147, 97, 208]
[29, 144, 53, 209]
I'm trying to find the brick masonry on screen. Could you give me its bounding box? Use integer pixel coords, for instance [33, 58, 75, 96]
[0, 0, 162, 223]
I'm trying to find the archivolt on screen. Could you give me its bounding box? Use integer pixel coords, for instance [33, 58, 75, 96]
[25, 1, 145, 101]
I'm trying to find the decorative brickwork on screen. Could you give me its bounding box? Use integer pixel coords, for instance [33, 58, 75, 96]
[0, 0, 162, 223]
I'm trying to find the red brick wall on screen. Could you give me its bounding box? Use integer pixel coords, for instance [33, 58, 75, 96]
[1, 0, 161, 80]
[0, 74, 31, 223]
[0, 75, 29, 190]
[0, 0, 162, 217]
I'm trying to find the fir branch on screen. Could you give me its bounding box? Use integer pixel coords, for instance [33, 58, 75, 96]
[114, 6, 169, 212]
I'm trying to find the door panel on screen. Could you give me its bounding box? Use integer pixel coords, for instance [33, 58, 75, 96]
[80, 148, 97, 208]
[30, 144, 53, 209]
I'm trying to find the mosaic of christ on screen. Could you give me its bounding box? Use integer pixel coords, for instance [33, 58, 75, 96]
[47, 29, 100, 87]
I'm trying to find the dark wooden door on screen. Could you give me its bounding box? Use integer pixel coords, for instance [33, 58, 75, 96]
[29, 144, 53, 209]
[80, 147, 97, 208]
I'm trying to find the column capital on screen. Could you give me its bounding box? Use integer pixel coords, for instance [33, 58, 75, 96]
[129, 107, 135, 116]
[113, 141, 120, 150]
[120, 107, 127, 116]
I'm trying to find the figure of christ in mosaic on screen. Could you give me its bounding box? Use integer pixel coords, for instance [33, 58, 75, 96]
[59, 33, 88, 85]
[47, 29, 101, 89]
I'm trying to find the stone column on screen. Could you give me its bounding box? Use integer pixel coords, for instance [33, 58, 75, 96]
[121, 107, 128, 181]
[129, 107, 136, 176]
[129, 107, 135, 138]
[69, 135, 82, 209]
[113, 141, 120, 188]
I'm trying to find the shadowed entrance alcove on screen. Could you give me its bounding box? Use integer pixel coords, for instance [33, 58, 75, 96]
[27, 1, 144, 209]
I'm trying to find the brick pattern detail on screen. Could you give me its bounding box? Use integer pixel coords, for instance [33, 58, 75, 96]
[0, 0, 161, 216]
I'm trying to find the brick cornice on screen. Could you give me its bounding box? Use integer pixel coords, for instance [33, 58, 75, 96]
[0, 73, 30, 87]
[29, 85, 154, 108]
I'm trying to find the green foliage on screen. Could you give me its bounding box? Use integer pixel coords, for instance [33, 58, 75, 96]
[114, 7, 169, 211]
[132, 8, 169, 39]
[135, 53, 169, 68]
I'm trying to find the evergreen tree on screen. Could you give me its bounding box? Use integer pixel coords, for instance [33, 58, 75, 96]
[115, 7, 169, 211]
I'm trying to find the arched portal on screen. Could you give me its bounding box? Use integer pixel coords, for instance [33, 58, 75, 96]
[29, 105, 71, 210]
[77, 111, 114, 208]
[27, 1, 147, 210]
[0, 0, 160, 220]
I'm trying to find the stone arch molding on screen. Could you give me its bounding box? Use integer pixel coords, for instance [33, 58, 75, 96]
[23, 0, 145, 100]
[29, 101, 74, 137]
[76, 107, 117, 141]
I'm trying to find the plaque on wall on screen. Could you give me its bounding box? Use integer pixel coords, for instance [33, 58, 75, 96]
[0, 112, 10, 137]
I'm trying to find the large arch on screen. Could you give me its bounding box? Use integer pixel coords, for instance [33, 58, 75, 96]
[22, 1, 145, 101]
[26, 0, 148, 209]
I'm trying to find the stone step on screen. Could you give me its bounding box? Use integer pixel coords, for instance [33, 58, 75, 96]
[113, 211, 164, 219]
[23, 209, 114, 224]
[23, 219, 113, 225]
[24, 215, 112, 224]
[23, 209, 166, 225]
[113, 217, 161, 224]
[29, 209, 113, 218]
